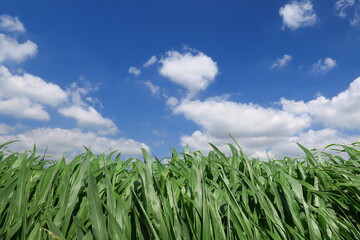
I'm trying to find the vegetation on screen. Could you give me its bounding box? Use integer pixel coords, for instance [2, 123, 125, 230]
[0, 140, 360, 239]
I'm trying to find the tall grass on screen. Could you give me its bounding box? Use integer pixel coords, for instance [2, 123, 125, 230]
[0, 140, 360, 239]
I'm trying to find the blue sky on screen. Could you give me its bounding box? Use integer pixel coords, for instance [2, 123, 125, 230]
[1, 0, 360, 159]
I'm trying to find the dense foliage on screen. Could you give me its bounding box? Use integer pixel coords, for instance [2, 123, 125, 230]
[0, 141, 360, 239]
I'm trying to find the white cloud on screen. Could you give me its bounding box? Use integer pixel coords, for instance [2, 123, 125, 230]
[0, 30, 65, 121]
[143, 55, 157, 67]
[271, 128, 359, 157]
[0, 16, 149, 158]
[179, 130, 285, 155]
[352, 6, 360, 25]
[166, 96, 179, 106]
[66, 81, 101, 107]
[128, 66, 141, 76]
[152, 129, 167, 137]
[173, 99, 311, 139]
[335, 0, 356, 18]
[281, 77, 360, 129]
[205, 94, 232, 102]
[0, 34, 37, 63]
[58, 81, 118, 134]
[159, 51, 218, 96]
[0, 127, 149, 157]
[179, 128, 359, 159]
[58, 106, 117, 134]
[0, 65, 67, 106]
[0, 64, 115, 132]
[0, 123, 14, 135]
[0, 25, 66, 121]
[172, 77, 360, 159]
[144, 81, 160, 97]
[311, 57, 337, 74]
[0, 14, 26, 33]
[179, 131, 228, 153]
[67, 82, 90, 106]
[0, 97, 49, 120]
[279, 0, 317, 30]
[335, 0, 360, 26]
[271, 54, 293, 69]
[172, 97, 311, 155]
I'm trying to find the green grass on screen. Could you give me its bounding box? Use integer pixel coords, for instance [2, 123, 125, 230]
[0, 140, 360, 239]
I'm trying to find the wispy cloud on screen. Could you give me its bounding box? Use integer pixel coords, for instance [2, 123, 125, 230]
[336, 0, 356, 18]
[270, 54, 293, 69]
[143, 55, 157, 67]
[144, 81, 160, 97]
[279, 0, 317, 30]
[128, 66, 141, 76]
[335, 0, 360, 26]
[352, 5, 360, 25]
[166, 97, 179, 106]
[0, 123, 14, 135]
[311, 57, 337, 74]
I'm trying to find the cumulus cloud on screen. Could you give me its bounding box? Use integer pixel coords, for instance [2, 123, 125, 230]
[281, 77, 360, 129]
[172, 77, 360, 159]
[0, 46, 116, 133]
[271, 128, 359, 157]
[179, 131, 229, 153]
[0, 14, 26, 33]
[279, 0, 317, 30]
[0, 65, 67, 106]
[172, 98, 311, 156]
[0, 97, 49, 120]
[159, 51, 218, 96]
[143, 55, 157, 67]
[56, 81, 118, 134]
[0, 34, 37, 63]
[0, 127, 149, 157]
[311, 57, 337, 74]
[0, 64, 116, 135]
[0, 25, 66, 122]
[58, 106, 117, 134]
[179, 127, 359, 159]
[0, 14, 150, 159]
[128, 66, 141, 76]
[179, 130, 287, 156]
[0, 65, 68, 120]
[271, 54, 293, 69]
[173, 99, 311, 138]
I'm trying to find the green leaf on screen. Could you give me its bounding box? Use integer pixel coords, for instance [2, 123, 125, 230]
[87, 163, 107, 240]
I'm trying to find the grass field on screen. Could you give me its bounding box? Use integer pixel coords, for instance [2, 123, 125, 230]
[0, 140, 360, 239]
